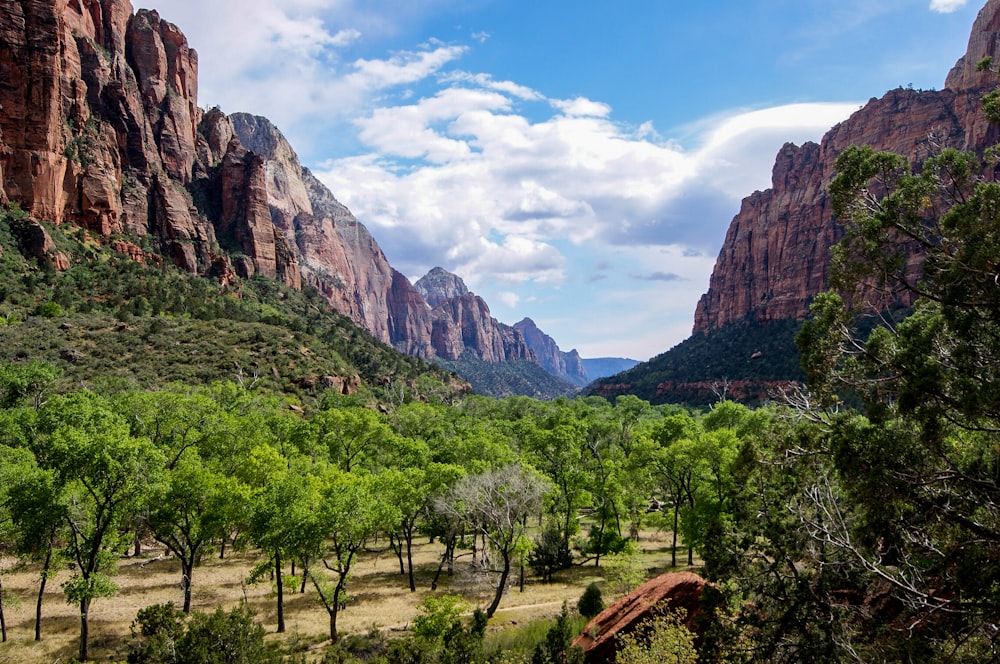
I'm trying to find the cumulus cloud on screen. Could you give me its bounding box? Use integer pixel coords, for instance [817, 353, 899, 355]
[930, 0, 968, 12]
[316, 86, 854, 290]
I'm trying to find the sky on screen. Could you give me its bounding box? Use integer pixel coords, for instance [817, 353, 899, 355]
[154, 0, 983, 361]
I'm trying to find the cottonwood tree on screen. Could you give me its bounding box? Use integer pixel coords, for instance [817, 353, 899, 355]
[35, 391, 163, 661]
[145, 451, 230, 613]
[308, 468, 397, 641]
[437, 464, 549, 617]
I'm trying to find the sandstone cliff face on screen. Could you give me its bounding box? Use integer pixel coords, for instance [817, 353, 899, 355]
[228, 117, 535, 363]
[514, 317, 589, 386]
[0, 0, 297, 286]
[1, 1, 545, 372]
[693, 0, 1000, 335]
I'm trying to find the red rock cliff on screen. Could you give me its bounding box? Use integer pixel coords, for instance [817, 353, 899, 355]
[693, 0, 1000, 335]
[230, 115, 535, 363]
[0, 0, 298, 285]
[0, 1, 540, 367]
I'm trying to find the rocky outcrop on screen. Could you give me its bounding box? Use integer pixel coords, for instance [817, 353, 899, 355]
[693, 0, 1000, 335]
[0, 1, 304, 286]
[572, 572, 709, 664]
[514, 317, 589, 386]
[415, 267, 470, 307]
[429, 291, 534, 363]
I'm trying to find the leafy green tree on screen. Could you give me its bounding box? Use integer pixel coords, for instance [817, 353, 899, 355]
[0, 360, 61, 409]
[522, 420, 588, 564]
[649, 414, 700, 567]
[312, 406, 392, 471]
[146, 451, 230, 613]
[2, 442, 64, 641]
[246, 452, 317, 634]
[309, 468, 397, 641]
[35, 391, 164, 661]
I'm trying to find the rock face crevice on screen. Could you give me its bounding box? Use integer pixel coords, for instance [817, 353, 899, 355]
[693, 0, 1000, 335]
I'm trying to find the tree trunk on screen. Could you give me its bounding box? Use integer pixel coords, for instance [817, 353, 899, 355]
[35, 539, 54, 641]
[275, 550, 285, 633]
[390, 533, 405, 575]
[671, 502, 679, 568]
[405, 531, 416, 592]
[486, 557, 511, 618]
[0, 577, 7, 643]
[79, 596, 91, 662]
[182, 559, 194, 614]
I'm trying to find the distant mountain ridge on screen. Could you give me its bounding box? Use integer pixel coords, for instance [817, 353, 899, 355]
[592, 0, 1000, 405]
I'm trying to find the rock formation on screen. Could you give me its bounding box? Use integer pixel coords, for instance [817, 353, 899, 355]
[514, 317, 589, 386]
[693, 0, 1000, 335]
[227, 117, 535, 364]
[0, 0, 298, 286]
[572, 572, 709, 664]
[0, 1, 547, 372]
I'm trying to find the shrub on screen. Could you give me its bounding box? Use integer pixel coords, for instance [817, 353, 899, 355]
[529, 525, 573, 582]
[577, 582, 604, 619]
[36, 301, 62, 318]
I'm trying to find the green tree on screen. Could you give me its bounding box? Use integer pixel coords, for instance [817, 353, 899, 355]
[35, 391, 164, 661]
[782, 138, 1000, 658]
[577, 582, 604, 619]
[531, 602, 584, 664]
[309, 468, 397, 641]
[146, 451, 230, 613]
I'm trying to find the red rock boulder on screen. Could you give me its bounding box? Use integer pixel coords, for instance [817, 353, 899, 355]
[572, 572, 709, 664]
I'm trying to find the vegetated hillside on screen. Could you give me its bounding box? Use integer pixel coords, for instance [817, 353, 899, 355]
[0, 206, 465, 403]
[434, 353, 579, 400]
[587, 317, 804, 406]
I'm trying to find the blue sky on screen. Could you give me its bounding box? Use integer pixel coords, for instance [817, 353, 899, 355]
[158, 0, 982, 361]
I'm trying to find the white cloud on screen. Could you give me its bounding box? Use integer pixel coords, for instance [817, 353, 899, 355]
[498, 292, 520, 308]
[316, 84, 854, 293]
[930, 0, 968, 13]
[550, 97, 612, 118]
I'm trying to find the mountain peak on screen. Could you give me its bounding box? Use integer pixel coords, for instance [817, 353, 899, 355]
[415, 267, 470, 308]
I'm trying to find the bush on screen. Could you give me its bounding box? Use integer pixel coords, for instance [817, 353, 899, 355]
[577, 582, 604, 619]
[36, 301, 62, 318]
[529, 525, 573, 582]
[126, 602, 281, 664]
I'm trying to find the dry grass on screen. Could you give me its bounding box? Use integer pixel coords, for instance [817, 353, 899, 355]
[0, 529, 688, 663]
